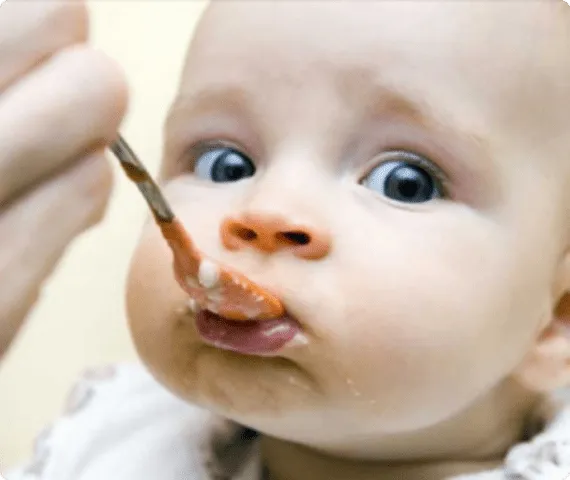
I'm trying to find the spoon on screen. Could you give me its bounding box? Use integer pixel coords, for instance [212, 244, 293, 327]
[109, 135, 284, 321]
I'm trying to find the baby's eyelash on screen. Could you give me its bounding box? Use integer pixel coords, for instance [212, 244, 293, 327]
[180, 140, 242, 170]
[359, 150, 452, 200]
[405, 153, 451, 197]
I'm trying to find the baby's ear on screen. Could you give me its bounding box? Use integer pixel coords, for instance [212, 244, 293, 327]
[513, 252, 570, 392]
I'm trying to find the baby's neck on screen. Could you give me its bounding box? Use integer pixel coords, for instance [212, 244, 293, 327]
[261, 438, 502, 480]
[260, 379, 546, 480]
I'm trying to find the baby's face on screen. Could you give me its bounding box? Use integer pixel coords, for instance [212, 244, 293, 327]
[127, 1, 570, 448]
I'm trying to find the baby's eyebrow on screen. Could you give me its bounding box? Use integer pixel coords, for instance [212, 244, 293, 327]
[165, 82, 492, 183]
[367, 83, 493, 167]
[363, 82, 486, 148]
[167, 82, 484, 144]
[165, 85, 252, 133]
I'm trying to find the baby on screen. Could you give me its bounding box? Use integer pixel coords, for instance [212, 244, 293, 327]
[7, 1, 570, 480]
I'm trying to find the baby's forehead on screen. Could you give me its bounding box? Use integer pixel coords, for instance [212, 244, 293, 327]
[185, 1, 568, 88]
[169, 1, 570, 170]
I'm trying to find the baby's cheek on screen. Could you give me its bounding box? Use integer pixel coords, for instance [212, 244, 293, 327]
[125, 226, 196, 378]
[316, 241, 520, 430]
[324, 314, 479, 430]
[325, 323, 481, 430]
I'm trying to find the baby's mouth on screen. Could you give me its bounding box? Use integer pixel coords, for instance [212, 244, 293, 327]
[194, 308, 306, 356]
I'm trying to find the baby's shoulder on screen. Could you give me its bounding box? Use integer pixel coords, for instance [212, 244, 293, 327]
[6, 363, 214, 480]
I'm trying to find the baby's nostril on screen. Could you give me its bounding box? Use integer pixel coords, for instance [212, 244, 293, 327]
[279, 231, 311, 245]
[233, 226, 257, 241]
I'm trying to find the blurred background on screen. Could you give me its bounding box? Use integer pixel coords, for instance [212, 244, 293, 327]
[0, 0, 208, 470]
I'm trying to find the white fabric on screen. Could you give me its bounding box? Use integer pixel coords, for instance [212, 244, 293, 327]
[5, 363, 570, 480]
[4, 365, 238, 480]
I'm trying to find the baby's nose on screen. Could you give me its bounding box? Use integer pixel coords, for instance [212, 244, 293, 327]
[220, 214, 331, 260]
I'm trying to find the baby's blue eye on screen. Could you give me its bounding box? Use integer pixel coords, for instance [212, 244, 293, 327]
[361, 152, 444, 203]
[194, 147, 256, 183]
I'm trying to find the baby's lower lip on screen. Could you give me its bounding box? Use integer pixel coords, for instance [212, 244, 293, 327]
[195, 309, 304, 356]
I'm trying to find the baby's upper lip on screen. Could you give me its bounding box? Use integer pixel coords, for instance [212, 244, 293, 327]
[262, 292, 309, 333]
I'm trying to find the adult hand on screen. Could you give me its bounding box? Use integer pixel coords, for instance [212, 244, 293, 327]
[0, 0, 128, 357]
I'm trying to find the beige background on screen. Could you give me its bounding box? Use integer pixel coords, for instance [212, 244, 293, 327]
[0, 0, 207, 471]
